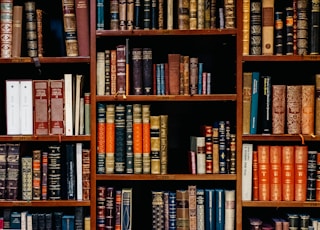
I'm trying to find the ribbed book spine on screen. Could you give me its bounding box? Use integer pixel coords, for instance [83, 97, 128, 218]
[152, 191, 165, 229]
[272, 85, 286, 134]
[218, 121, 226, 174]
[96, 103, 106, 174]
[296, 0, 308, 55]
[12, 5, 22, 57]
[274, 11, 283, 55]
[96, 0, 104, 30]
[110, 0, 119, 30]
[178, 0, 190, 30]
[189, 0, 197, 29]
[189, 57, 198, 95]
[106, 104, 115, 174]
[142, 48, 153, 95]
[1, 0, 13, 58]
[0, 144, 7, 200]
[133, 104, 143, 174]
[126, 104, 134, 174]
[115, 105, 126, 174]
[134, 0, 142, 29]
[104, 50, 111, 95]
[286, 85, 302, 134]
[36, 9, 43, 57]
[250, 0, 262, 55]
[142, 104, 151, 174]
[143, 0, 151, 29]
[47, 145, 61, 200]
[307, 150, 317, 201]
[116, 45, 126, 95]
[127, 0, 134, 30]
[158, 0, 164, 29]
[224, 0, 235, 29]
[24, 1, 38, 57]
[105, 187, 115, 229]
[285, 7, 294, 55]
[301, 85, 315, 135]
[21, 157, 33, 201]
[132, 48, 143, 95]
[41, 151, 48, 200]
[169, 191, 176, 230]
[6, 144, 20, 200]
[310, 0, 320, 55]
[32, 150, 41, 200]
[150, 115, 161, 174]
[119, 0, 127, 30]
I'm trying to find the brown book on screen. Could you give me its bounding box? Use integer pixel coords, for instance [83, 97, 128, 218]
[183, 55, 190, 95]
[158, 0, 164, 29]
[188, 185, 197, 230]
[36, 9, 43, 57]
[212, 122, 219, 174]
[272, 85, 286, 134]
[116, 45, 126, 95]
[294, 145, 308, 201]
[176, 189, 189, 230]
[269, 146, 282, 201]
[262, 0, 274, 55]
[197, 0, 205, 29]
[179, 55, 184, 95]
[201, 125, 213, 174]
[315, 74, 320, 135]
[189, 0, 197, 29]
[75, 0, 90, 56]
[282, 145, 295, 201]
[242, 72, 252, 134]
[189, 57, 198, 95]
[164, 62, 169, 95]
[49, 80, 64, 135]
[160, 114, 168, 174]
[12, 5, 23, 57]
[82, 148, 91, 200]
[132, 48, 143, 95]
[178, 0, 189, 30]
[168, 54, 181, 95]
[257, 145, 270, 201]
[127, 0, 134, 30]
[119, 0, 126, 30]
[301, 85, 315, 135]
[286, 85, 302, 134]
[316, 152, 320, 201]
[32, 150, 41, 200]
[110, 49, 117, 95]
[33, 80, 49, 135]
[62, 0, 79, 56]
[252, 150, 259, 201]
[24, 1, 38, 58]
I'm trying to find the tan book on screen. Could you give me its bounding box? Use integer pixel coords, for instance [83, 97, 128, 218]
[127, 0, 134, 30]
[188, 185, 197, 230]
[150, 115, 160, 174]
[262, 0, 274, 55]
[269, 146, 282, 201]
[110, 50, 117, 95]
[189, 0, 197, 29]
[197, 0, 205, 29]
[183, 55, 190, 95]
[33, 80, 49, 135]
[119, 0, 127, 30]
[316, 74, 320, 135]
[242, 0, 250, 55]
[224, 0, 235, 29]
[178, 0, 189, 30]
[272, 85, 286, 134]
[96, 52, 105, 95]
[189, 57, 198, 95]
[167, 0, 173, 30]
[1, 0, 13, 58]
[160, 115, 168, 174]
[286, 85, 302, 134]
[142, 104, 151, 174]
[242, 72, 252, 134]
[12, 5, 23, 57]
[301, 85, 315, 135]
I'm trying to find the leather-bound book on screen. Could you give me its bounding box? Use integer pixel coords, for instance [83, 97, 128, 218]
[168, 53, 181, 95]
[143, 0, 151, 29]
[294, 145, 308, 201]
[286, 85, 302, 134]
[310, 0, 320, 55]
[132, 48, 143, 95]
[178, 0, 189, 30]
[110, 0, 119, 30]
[189, 57, 198, 95]
[250, 0, 262, 55]
[116, 44, 126, 95]
[142, 104, 151, 174]
[25, 1, 38, 57]
[315, 74, 320, 135]
[1, 0, 13, 57]
[262, 0, 274, 55]
[272, 85, 286, 134]
[296, 0, 308, 55]
[142, 48, 153, 95]
[127, 0, 134, 30]
[189, 0, 197, 29]
[75, 0, 89, 56]
[270, 145, 282, 201]
[12, 5, 23, 57]
[36, 9, 43, 57]
[33, 80, 49, 135]
[285, 7, 294, 55]
[301, 85, 315, 135]
[282, 145, 295, 201]
[257, 145, 270, 201]
[242, 0, 250, 55]
[119, 0, 127, 30]
[274, 11, 283, 55]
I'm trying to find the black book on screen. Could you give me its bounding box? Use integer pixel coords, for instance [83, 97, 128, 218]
[32, 213, 39, 230]
[45, 213, 53, 230]
[65, 143, 76, 200]
[310, 0, 320, 55]
[54, 212, 63, 230]
[75, 207, 84, 230]
[38, 213, 46, 230]
[259, 75, 272, 134]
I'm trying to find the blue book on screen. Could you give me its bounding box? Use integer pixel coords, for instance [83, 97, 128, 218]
[115, 104, 126, 174]
[96, 0, 104, 30]
[215, 189, 225, 230]
[160, 63, 165, 95]
[168, 191, 176, 230]
[156, 64, 161, 95]
[205, 189, 215, 230]
[121, 188, 132, 230]
[198, 63, 204, 94]
[62, 215, 75, 230]
[250, 72, 260, 134]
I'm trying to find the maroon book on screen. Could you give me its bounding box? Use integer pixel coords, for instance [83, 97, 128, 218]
[75, 0, 89, 56]
[33, 80, 49, 135]
[116, 45, 126, 95]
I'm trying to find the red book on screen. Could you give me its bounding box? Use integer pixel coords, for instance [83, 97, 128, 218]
[257, 145, 270, 201]
[252, 150, 259, 201]
[294, 145, 308, 201]
[168, 53, 181, 95]
[33, 80, 49, 135]
[75, 0, 89, 56]
[282, 146, 295, 201]
[165, 62, 169, 95]
[133, 104, 143, 174]
[116, 45, 126, 95]
[110, 49, 117, 95]
[201, 125, 213, 174]
[49, 80, 64, 135]
[269, 146, 282, 201]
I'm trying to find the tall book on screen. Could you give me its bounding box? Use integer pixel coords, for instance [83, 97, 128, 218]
[82, 148, 90, 200]
[32, 150, 41, 200]
[242, 0, 250, 55]
[301, 85, 315, 135]
[196, 136, 206, 174]
[215, 188, 225, 230]
[74, 74, 83, 135]
[105, 187, 115, 229]
[163, 191, 169, 230]
[242, 72, 252, 134]
[12, 5, 23, 57]
[224, 189, 235, 230]
[114, 104, 126, 174]
[310, 0, 320, 55]
[76, 143, 83, 200]
[313, 151, 319, 201]
[168, 53, 181, 95]
[259, 75, 272, 134]
[62, 0, 79, 56]
[262, 0, 274, 55]
[115, 189, 122, 229]
[188, 185, 197, 230]
[150, 115, 161, 174]
[296, 0, 308, 55]
[64, 74, 73, 135]
[96, 52, 106, 96]
[196, 188, 205, 230]
[142, 48, 153, 95]
[274, 11, 284, 55]
[316, 74, 320, 135]
[96, 103, 106, 174]
[252, 150, 259, 200]
[121, 188, 132, 229]
[41, 151, 48, 200]
[6, 80, 20, 135]
[66, 144, 76, 200]
[178, 0, 189, 30]
[205, 189, 215, 230]
[272, 85, 286, 134]
[242, 143, 253, 201]
[142, 104, 151, 174]
[189, 57, 198, 95]
[133, 104, 143, 174]
[21, 156, 32, 201]
[250, 0, 262, 55]
[152, 191, 165, 229]
[257, 145, 270, 201]
[160, 114, 168, 174]
[286, 85, 302, 134]
[119, 0, 127, 30]
[201, 125, 213, 174]
[294, 145, 308, 201]
[282, 145, 295, 201]
[75, 0, 89, 54]
[269, 145, 282, 201]
[127, 0, 134, 30]
[126, 104, 134, 174]
[20, 80, 33, 135]
[6, 143, 20, 200]
[116, 45, 126, 95]
[212, 122, 220, 174]
[176, 189, 189, 230]
[49, 80, 64, 135]
[110, 0, 119, 30]
[106, 104, 115, 174]
[1, 0, 13, 58]
[33, 80, 49, 135]
[132, 48, 143, 95]
[105, 49, 111, 95]
[250, 72, 260, 134]
[36, 8, 43, 57]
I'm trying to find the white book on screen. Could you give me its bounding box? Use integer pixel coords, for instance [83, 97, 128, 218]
[64, 73, 73, 136]
[6, 80, 20, 135]
[79, 97, 84, 135]
[196, 136, 206, 174]
[76, 142, 83, 200]
[26, 214, 32, 230]
[20, 80, 33, 135]
[242, 143, 253, 200]
[224, 189, 236, 230]
[96, 51, 105, 95]
[21, 211, 28, 230]
[74, 74, 83, 135]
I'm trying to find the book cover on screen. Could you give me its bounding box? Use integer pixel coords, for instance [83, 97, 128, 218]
[21, 156, 33, 201]
[201, 125, 213, 174]
[76, 143, 83, 200]
[301, 85, 315, 135]
[285, 7, 294, 55]
[257, 145, 270, 201]
[196, 188, 205, 230]
[262, 0, 274, 55]
[74, 74, 83, 135]
[242, 0, 250, 55]
[20, 80, 33, 135]
[315, 151, 320, 201]
[115, 189, 122, 230]
[150, 115, 161, 174]
[294, 145, 308, 201]
[133, 104, 143, 174]
[96, 0, 104, 30]
[132, 48, 143, 95]
[282, 145, 295, 201]
[106, 104, 115, 174]
[36, 8, 43, 57]
[142, 104, 151, 174]
[242, 72, 252, 134]
[163, 191, 169, 230]
[115, 104, 126, 174]
[33, 80, 49, 135]
[196, 136, 206, 174]
[105, 187, 115, 229]
[252, 150, 259, 201]
[242, 143, 253, 200]
[96, 52, 106, 95]
[272, 85, 286, 134]
[259, 75, 272, 134]
[269, 145, 282, 201]
[212, 121, 220, 174]
[315, 74, 320, 135]
[188, 185, 197, 230]
[189, 57, 198, 95]
[250, 72, 260, 134]
[41, 151, 48, 200]
[62, 215, 75, 230]
[286, 85, 302, 134]
[215, 188, 225, 230]
[66, 144, 76, 200]
[82, 148, 90, 200]
[274, 11, 284, 55]
[205, 189, 215, 230]
[310, 0, 320, 55]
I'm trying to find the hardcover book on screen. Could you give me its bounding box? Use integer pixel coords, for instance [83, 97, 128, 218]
[196, 188, 205, 230]
[315, 74, 320, 135]
[250, 0, 262, 55]
[116, 45, 126, 95]
[121, 188, 132, 229]
[150, 115, 161, 174]
[301, 85, 315, 135]
[282, 145, 295, 201]
[168, 53, 181, 95]
[32, 150, 41, 200]
[21, 156, 33, 200]
[66, 144, 76, 200]
[242, 72, 252, 134]
[6, 80, 20, 135]
[142, 48, 153, 95]
[257, 145, 270, 201]
[242, 143, 253, 200]
[33, 80, 49, 135]
[75, 0, 89, 56]
[250, 72, 260, 134]
[176, 189, 189, 230]
[96, 52, 106, 96]
[310, 0, 320, 55]
[224, 190, 235, 230]
[49, 79, 64, 135]
[20, 80, 33, 135]
[12, 5, 22, 57]
[160, 114, 168, 174]
[286, 85, 302, 134]
[269, 145, 282, 201]
[262, 0, 274, 55]
[152, 190, 165, 229]
[96, 103, 106, 174]
[259, 75, 272, 134]
[126, 104, 134, 174]
[1, 0, 13, 58]
[106, 104, 115, 174]
[178, 0, 189, 30]
[115, 104, 126, 173]
[188, 185, 197, 230]
[132, 48, 143, 95]
[215, 188, 225, 230]
[142, 104, 151, 174]
[133, 104, 143, 173]
[272, 85, 286, 134]
[294, 145, 308, 201]
[242, 0, 250, 55]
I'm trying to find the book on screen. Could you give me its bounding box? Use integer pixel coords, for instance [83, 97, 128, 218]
[116, 45, 126, 95]
[142, 48, 153, 95]
[74, 74, 83, 135]
[133, 104, 143, 174]
[41, 151, 48, 200]
[315, 151, 320, 201]
[269, 145, 282, 201]
[285, 7, 294, 55]
[316, 74, 320, 135]
[176, 189, 189, 229]
[168, 53, 181, 95]
[106, 104, 115, 174]
[132, 48, 143, 95]
[114, 104, 126, 173]
[96, 103, 106, 174]
[96, 51, 106, 96]
[163, 191, 169, 230]
[121, 188, 132, 229]
[257, 145, 270, 201]
[196, 188, 205, 230]
[150, 115, 161, 174]
[310, 0, 320, 55]
[201, 125, 213, 174]
[6, 80, 20, 135]
[49, 80, 64, 135]
[218, 120, 226, 174]
[294, 145, 308, 201]
[250, 0, 262, 55]
[296, 1, 308, 55]
[250, 72, 260, 134]
[75, 207, 84, 230]
[62, 0, 79, 56]
[212, 122, 220, 174]
[65, 143, 76, 200]
[62, 215, 75, 230]
[205, 189, 215, 230]
[75, 143, 83, 200]
[115, 189, 122, 230]
[215, 188, 225, 230]
[189, 57, 198, 95]
[152, 191, 165, 229]
[160, 114, 168, 174]
[82, 148, 90, 200]
[36, 8, 43, 57]
[96, 0, 104, 30]
[12, 5, 23, 57]
[188, 185, 197, 230]
[282, 145, 295, 201]
[301, 85, 315, 135]
[286, 85, 302, 134]
[33, 80, 49, 135]
[224, 189, 235, 230]
[272, 85, 286, 134]
[20, 80, 33, 135]
[64, 74, 73, 135]
[75, 0, 89, 55]
[6, 143, 20, 200]
[252, 150, 259, 200]
[1, 0, 13, 58]
[242, 0, 250, 55]
[274, 11, 284, 55]
[178, 0, 189, 30]
[21, 156, 33, 201]
[259, 75, 272, 134]
[105, 187, 115, 229]
[105, 49, 111, 95]
[126, 104, 134, 174]
[32, 150, 41, 200]
[242, 143, 253, 200]
[142, 104, 151, 174]
[242, 72, 252, 134]
[262, 0, 274, 55]
[196, 136, 206, 174]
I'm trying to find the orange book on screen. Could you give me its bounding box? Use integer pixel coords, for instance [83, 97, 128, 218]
[106, 104, 115, 174]
[294, 145, 308, 201]
[301, 85, 315, 135]
[270, 146, 282, 201]
[282, 146, 295, 201]
[257, 145, 270, 201]
[133, 104, 143, 174]
[252, 150, 259, 201]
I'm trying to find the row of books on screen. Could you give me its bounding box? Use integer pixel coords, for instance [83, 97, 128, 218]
[189, 121, 236, 175]
[242, 72, 319, 135]
[248, 213, 320, 230]
[0, 143, 90, 201]
[0, 207, 89, 230]
[97, 0, 236, 31]
[96, 103, 168, 175]
[151, 186, 235, 230]
[5, 76, 91, 136]
[243, 0, 320, 56]
[0, 0, 89, 58]
[242, 143, 320, 202]
[97, 47, 213, 96]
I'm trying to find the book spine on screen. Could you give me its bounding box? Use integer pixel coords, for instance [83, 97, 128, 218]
[48, 145, 62, 200]
[178, 0, 190, 30]
[132, 48, 143, 95]
[12, 5, 22, 57]
[158, 0, 164, 29]
[75, 143, 83, 200]
[224, 189, 235, 230]
[41, 151, 48, 200]
[242, 0, 250, 55]
[183, 55, 190, 95]
[96, 0, 104, 30]
[36, 9, 43, 57]
[282, 145, 295, 201]
[6, 80, 20, 135]
[197, 62, 203, 95]
[20, 80, 33, 135]
[250, 72, 260, 134]
[105, 187, 115, 229]
[252, 150, 259, 200]
[224, 0, 235, 29]
[160, 115, 168, 174]
[65, 144, 76, 200]
[97, 186, 106, 228]
[242, 143, 253, 201]
[262, 0, 274, 55]
[21, 157, 33, 201]
[32, 150, 41, 200]
[272, 85, 286, 134]
[133, 104, 143, 174]
[167, 0, 173, 30]
[119, 0, 127, 30]
[176, 190, 189, 229]
[150, 115, 161, 174]
[114, 104, 126, 174]
[111, 49, 117, 95]
[204, 0, 211, 29]
[202, 125, 213, 174]
[250, 0, 262, 55]
[205, 189, 215, 230]
[106, 104, 115, 174]
[196, 136, 206, 174]
[168, 53, 181, 95]
[294, 145, 308, 201]
[134, 0, 141, 29]
[315, 74, 320, 135]
[64, 74, 73, 135]
[188, 185, 197, 230]
[189, 57, 198, 95]
[143, 0, 151, 29]
[260, 75, 272, 134]
[169, 191, 176, 230]
[152, 191, 165, 229]
[97, 52, 106, 96]
[257, 145, 270, 201]
[121, 188, 132, 230]
[127, 0, 134, 30]
[49, 80, 64, 135]
[242, 72, 252, 134]
[75, 0, 90, 56]
[215, 188, 225, 230]
[274, 11, 284, 55]
[198, 0, 205, 29]
[1, 0, 13, 58]
[142, 104, 151, 174]
[82, 148, 91, 200]
[285, 7, 294, 55]
[212, 121, 220, 174]
[84, 92, 91, 135]
[296, 0, 308, 55]
[105, 50, 111, 95]
[189, 0, 197, 30]
[163, 191, 169, 230]
[269, 146, 282, 201]
[301, 85, 315, 135]
[315, 152, 320, 201]
[142, 48, 153, 95]
[97, 103, 106, 174]
[310, 0, 320, 55]
[115, 190, 122, 230]
[218, 120, 226, 174]
[286, 85, 302, 134]
[196, 189, 205, 230]
[116, 45, 127, 95]
[126, 104, 134, 174]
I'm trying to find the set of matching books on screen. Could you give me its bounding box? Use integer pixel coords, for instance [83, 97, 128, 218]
[151, 186, 235, 230]
[242, 143, 320, 202]
[0, 207, 89, 230]
[243, 72, 318, 135]
[5, 76, 90, 136]
[97, 0, 236, 31]
[97, 103, 168, 175]
[0, 143, 90, 201]
[96, 186, 132, 230]
[189, 121, 236, 175]
[243, 0, 320, 55]
[97, 46, 213, 96]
